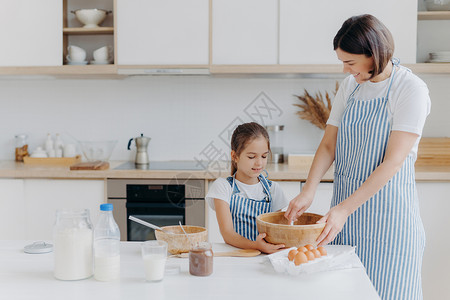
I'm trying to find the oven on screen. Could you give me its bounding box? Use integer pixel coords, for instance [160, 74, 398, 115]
[107, 179, 205, 241]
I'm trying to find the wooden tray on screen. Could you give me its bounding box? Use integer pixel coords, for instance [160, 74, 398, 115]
[416, 137, 450, 166]
[23, 155, 82, 166]
[70, 161, 109, 170]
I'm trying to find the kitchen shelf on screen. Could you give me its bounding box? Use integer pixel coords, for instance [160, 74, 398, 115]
[418, 11, 450, 20]
[63, 27, 114, 35]
[0, 65, 118, 76]
[209, 64, 343, 74]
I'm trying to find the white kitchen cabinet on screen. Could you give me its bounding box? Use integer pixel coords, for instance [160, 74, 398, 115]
[279, 0, 417, 64]
[0, 0, 62, 67]
[23, 179, 105, 240]
[116, 0, 209, 65]
[212, 0, 278, 64]
[416, 182, 450, 300]
[305, 182, 333, 215]
[0, 179, 25, 239]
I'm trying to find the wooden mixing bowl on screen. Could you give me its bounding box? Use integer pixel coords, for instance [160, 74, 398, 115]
[256, 211, 325, 248]
[154, 225, 208, 254]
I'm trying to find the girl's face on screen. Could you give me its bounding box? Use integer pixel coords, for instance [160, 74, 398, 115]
[336, 48, 375, 84]
[232, 136, 269, 183]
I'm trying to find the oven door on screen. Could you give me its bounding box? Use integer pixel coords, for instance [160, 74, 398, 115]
[126, 202, 185, 241]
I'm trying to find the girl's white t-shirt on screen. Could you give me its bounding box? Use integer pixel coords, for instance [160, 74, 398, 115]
[206, 177, 289, 212]
[327, 65, 431, 158]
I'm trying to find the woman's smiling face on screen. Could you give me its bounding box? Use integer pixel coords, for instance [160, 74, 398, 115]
[336, 48, 375, 84]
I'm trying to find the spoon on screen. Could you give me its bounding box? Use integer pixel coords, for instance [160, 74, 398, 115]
[178, 221, 195, 248]
[128, 216, 172, 234]
[172, 249, 261, 258]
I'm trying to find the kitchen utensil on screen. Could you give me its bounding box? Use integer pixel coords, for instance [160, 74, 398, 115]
[128, 216, 171, 234]
[71, 9, 111, 28]
[155, 225, 208, 255]
[93, 46, 112, 62]
[256, 211, 325, 248]
[78, 140, 117, 162]
[128, 133, 151, 165]
[70, 161, 109, 170]
[67, 45, 86, 62]
[172, 248, 261, 258]
[178, 221, 195, 248]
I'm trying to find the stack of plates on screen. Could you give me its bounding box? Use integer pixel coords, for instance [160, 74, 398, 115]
[428, 51, 450, 63]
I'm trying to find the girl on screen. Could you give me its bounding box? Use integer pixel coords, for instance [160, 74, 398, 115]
[285, 15, 430, 300]
[206, 122, 289, 254]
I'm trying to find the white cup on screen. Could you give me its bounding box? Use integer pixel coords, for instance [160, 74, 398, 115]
[93, 46, 111, 62]
[67, 45, 86, 62]
[141, 240, 167, 282]
[63, 144, 76, 158]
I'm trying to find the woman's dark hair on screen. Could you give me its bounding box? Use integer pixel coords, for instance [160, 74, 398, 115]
[230, 122, 270, 175]
[333, 14, 394, 79]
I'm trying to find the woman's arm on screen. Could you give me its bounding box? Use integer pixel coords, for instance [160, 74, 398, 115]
[316, 130, 419, 246]
[214, 198, 285, 254]
[284, 125, 338, 222]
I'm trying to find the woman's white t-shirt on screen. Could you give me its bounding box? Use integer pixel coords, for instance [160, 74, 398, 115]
[327, 65, 431, 158]
[206, 177, 289, 212]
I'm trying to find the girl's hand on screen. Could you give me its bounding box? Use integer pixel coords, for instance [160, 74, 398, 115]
[315, 204, 349, 246]
[284, 193, 314, 223]
[255, 233, 285, 254]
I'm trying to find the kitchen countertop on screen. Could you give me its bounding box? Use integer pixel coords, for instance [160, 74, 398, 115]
[1, 241, 380, 300]
[0, 160, 449, 181]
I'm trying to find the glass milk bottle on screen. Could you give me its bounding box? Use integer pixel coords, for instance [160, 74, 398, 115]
[53, 209, 93, 280]
[94, 204, 120, 281]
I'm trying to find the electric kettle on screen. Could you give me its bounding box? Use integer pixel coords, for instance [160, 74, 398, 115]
[128, 133, 151, 165]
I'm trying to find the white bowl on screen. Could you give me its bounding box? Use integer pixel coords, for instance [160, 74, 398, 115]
[78, 140, 117, 161]
[425, 0, 450, 11]
[72, 9, 111, 28]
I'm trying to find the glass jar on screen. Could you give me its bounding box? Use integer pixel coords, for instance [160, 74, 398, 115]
[14, 134, 28, 162]
[53, 209, 93, 280]
[189, 242, 213, 276]
[266, 125, 285, 163]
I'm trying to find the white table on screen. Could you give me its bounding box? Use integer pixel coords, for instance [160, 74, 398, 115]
[0, 241, 380, 300]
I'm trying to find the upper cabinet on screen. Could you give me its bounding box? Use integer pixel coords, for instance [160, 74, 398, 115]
[280, 0, 417, 64]
[0, 0, 62, 67]
[116, 0, 209, 66]
[212, 0, 278, 65]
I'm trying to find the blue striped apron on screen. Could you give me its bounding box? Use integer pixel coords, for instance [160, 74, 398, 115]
[331, 62, 425, 300]
[227, 173, 272, 241]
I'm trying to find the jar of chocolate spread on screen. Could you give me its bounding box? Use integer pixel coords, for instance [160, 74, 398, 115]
[189, 242, 213, 276]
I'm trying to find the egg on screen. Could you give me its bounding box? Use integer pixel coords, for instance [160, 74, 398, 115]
[317, 246, 327, 256]
[312, 249, 321, 258]
[294, 251, 308, 266]
[305, 244, 314, 251]
[297, 246, 308, 252]
[305, 250, 315, 261]
[288, 249, 298, 261]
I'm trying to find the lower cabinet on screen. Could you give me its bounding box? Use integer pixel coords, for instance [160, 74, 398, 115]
[23, 179, 105, 240]
[0, 179, 25, 239]
[416, 182, 450, 300]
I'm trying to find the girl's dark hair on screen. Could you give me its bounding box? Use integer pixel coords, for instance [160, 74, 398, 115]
[333, 14, 394, 79]
[230, 122, 270, 175]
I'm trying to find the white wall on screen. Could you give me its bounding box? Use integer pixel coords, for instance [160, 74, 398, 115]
[0, 74, 448, 162]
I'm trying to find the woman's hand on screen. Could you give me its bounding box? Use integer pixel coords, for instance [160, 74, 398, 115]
[316, 204, 349, 246]
[254, 233, 285, 254]
[284, 192, 314, 223]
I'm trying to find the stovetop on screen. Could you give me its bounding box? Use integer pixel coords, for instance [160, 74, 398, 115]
[114, 161, 207, 170]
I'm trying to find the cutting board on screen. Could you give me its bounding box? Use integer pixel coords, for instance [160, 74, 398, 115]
[416, 137, 450, 166]
[70, 161, 109, 170]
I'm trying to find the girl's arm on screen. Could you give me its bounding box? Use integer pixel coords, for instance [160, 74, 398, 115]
[214, 198, 285, 254]
[316, 130, 419, 246]
[284, 125, 338, 222]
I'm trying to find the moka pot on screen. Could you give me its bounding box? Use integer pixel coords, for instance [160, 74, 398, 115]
[128, 133, 151, 165]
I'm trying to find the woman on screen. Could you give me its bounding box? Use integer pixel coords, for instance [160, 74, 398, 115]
[284, 14, 430, 300]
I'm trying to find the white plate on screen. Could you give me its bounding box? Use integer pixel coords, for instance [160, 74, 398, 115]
[67, 60, 88, 65]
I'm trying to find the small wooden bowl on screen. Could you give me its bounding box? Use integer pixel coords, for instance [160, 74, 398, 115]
[256, 211, 325, 248]
[155, 225, 208, 254]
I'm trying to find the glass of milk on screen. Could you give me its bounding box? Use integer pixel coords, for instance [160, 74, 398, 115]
[141, 240, 168, 282]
